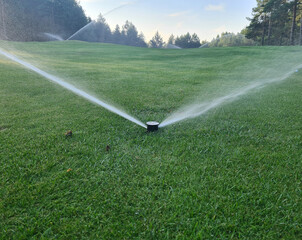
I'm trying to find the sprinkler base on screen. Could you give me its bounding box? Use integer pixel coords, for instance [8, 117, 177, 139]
[146, 121, 159, 132]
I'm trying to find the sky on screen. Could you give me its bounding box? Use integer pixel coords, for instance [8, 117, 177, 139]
[79, 0, 257, 42]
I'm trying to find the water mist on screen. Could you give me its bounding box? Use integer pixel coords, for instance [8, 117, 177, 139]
[0, 48, 146, 129]
[159, 65, 302, 128]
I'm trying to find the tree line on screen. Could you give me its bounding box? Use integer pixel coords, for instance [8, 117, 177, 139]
[73, 17, 206, 48]
[0, 0, 205, 48]
[244, 0, 302, 45]
[149, 32, 202, 48]
[69, 15, 148, 47]
[2, 0, 299, 48]
[208, 32, 255, 47]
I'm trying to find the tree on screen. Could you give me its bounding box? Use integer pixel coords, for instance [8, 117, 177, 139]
[168, 34, 175, 45]
[149, 31, 165, 48]
[264, 0, 291, 45]
[126, 22, 139, 45]
[137, 32, 148, 47]
[112, 25, 122, 44]
[0, 0, 7, 39]
[119, 20, 147, 47]
[94, 13, 111, 43]
[53, 0, 89, 39]
[290, 0, 298, 45]
[246, 0, 276, 45]
[208, 32, 255, 47]
[300, 14, 302, 44]
[191, 33, 202, 48]
[245, 0, 302, 46]
[175, 32, 201, 48]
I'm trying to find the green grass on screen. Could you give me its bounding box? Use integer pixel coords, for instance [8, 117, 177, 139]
[0, 41, 302, 239]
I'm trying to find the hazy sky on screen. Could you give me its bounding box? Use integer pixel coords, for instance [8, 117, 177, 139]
[79, 0, 256, 41]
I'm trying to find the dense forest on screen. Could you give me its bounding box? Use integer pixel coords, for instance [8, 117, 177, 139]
[0, 0, 89, 41]
[245, 0, 302, 45]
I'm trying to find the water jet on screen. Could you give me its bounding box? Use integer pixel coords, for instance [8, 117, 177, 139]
[0, 48, 147, 129]
[160, 64, 302, 128]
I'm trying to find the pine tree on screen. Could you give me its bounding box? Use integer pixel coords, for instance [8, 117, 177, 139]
[149, 31, 165, 48]
[112, 25, 122, 44]
[245, 0, 302, 45]
[175, 32, 201, 48]
[168, 34, 175, 45]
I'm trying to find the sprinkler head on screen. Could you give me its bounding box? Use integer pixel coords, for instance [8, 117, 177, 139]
[146, 121, 159, 132]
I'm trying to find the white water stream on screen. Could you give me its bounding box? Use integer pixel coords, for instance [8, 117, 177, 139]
[160, 66, 301, 128]
[0, 48, 147, 128]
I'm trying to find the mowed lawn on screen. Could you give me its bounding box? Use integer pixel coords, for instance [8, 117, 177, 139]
[0, 42, 302, 239]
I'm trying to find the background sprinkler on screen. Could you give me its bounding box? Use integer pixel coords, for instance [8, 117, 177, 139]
[147, 121, 159, 132]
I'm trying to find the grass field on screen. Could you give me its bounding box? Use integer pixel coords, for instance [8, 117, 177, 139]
[0, 41, 302, 239]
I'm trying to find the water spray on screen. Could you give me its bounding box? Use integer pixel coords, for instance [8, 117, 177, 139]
[103, 2, 135, 17]
[67, 2, 135, 41]
[67, 21, 95, 40]
[0, 48, 147, 129]
[43, 33, 64, 41]
[160, 64, 302, 128]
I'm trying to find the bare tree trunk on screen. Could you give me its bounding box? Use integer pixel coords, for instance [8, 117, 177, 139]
[290, 0, 298, 45]
[52, 0, 55, 31]
[261, 14, 267, 46]
[0, 0, 7, 39]
[300, 15, 302, 45]
[268, 14, 272, 45]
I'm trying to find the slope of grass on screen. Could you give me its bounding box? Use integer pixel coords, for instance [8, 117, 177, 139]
[0, 42, 301, 239]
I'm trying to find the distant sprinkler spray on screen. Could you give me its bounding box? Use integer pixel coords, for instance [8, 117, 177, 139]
[67, 21, 95, 40]
[67, 2, 136, 40]
[103, 2, 135, 16]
